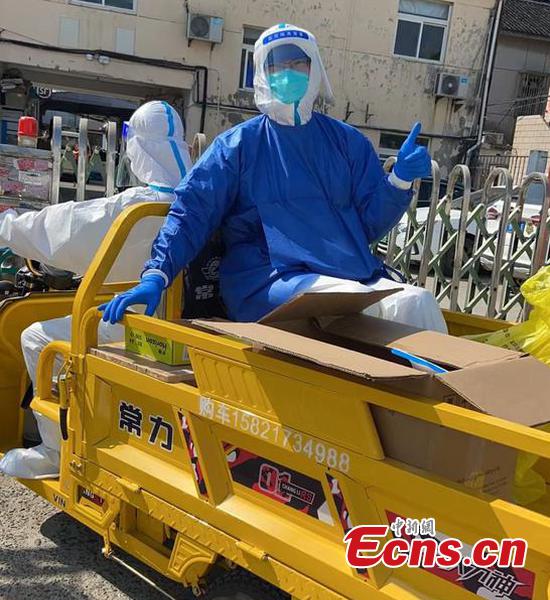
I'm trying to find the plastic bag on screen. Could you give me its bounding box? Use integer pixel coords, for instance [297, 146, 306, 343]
[468, 266, 550, 365]
[467, 267, 550, 505]
[512, 421, 550, 507]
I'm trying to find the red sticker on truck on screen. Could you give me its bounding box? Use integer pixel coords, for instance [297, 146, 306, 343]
[179, 411, 208, 498]
[327, 474, 369, 580]
[225, 445, 333, 524]
[79, 486, 105, 507]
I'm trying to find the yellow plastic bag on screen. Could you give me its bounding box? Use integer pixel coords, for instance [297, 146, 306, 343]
[514, 436, 547, 506]
[522, 264, 550, 309]
[469, 311, 550, 361]
[467, 267, 550, 505]
[468, 266, 550, 365]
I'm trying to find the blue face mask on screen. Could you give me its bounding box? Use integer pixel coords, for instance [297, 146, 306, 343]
[268, 69, 309, 104]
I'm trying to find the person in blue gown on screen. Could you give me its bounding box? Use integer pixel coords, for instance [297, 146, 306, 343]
[101, 23, 446, 332]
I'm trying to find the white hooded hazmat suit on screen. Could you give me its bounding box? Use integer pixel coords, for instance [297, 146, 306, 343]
[0, 100, 192, 479]
[253, 24, 334, 126]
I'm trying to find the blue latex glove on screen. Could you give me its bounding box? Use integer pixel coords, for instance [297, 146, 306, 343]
[393, 122, 432, 183]
[99, 274, 165, 324]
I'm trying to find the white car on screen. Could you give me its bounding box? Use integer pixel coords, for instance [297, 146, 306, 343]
[379, 186, 548, 279]
[378, 188, 484, 276]
[480, 192, 549, 279]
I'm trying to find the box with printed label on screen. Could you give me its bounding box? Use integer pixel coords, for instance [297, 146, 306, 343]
[125, 326, 191, 366]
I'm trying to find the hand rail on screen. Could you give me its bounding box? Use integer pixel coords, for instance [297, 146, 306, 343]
[35, 340, 71, 402]
[70, 202, 175, 355]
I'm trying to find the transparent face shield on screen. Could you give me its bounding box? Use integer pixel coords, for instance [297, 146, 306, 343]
[115, 120, 143, 190]
[254, 25, 335, 126]
[265, 44, 312, 105]
[115, 155, 142, 189]
[265, 44, 311, 76]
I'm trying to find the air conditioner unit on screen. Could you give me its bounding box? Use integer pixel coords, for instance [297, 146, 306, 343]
[187, 14, 224, 44]
[483, 131, 505, 147]
[436, 73, 470, 99]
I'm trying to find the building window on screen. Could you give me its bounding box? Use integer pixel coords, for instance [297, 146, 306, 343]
[379, 131, 430, 160]
[394, 0, 450, 62]
[239, 27, 262, 90]
[70, 0, 135, 12]
[59, 16, 80, 47]
[514, 72, 550, 117]
[115, 27, 135, 54]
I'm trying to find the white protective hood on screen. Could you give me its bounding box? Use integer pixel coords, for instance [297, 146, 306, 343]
[254, 24, 334, 126]
[0, 100, 193, 282]
[0, 101, 196, 481]
[126, 100, 192, 191]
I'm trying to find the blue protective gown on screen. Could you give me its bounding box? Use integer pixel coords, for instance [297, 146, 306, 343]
[144, 113, 412, 321]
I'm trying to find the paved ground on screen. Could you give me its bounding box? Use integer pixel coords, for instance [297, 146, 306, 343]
[0, 474, 191, 600]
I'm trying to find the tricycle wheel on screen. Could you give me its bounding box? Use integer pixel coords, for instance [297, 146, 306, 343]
[204, 569, 288, 600]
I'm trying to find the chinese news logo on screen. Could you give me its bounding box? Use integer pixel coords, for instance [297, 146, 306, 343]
[344, 517, 529, 599]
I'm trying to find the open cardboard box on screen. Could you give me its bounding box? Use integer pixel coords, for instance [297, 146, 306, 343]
[191, 290, 550, 500]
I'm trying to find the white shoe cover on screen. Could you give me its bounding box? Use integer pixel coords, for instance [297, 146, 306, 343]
[0, 412, 61, 479]
[34, 411, 62, 451]
[0, 443, 60, 479]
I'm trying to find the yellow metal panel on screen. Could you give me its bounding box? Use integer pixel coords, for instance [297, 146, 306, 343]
[0, 293, 76, 449]
[82, 461, 396, 600]
[444, 309, 513, 336]
[167, 532, 216, 585]
[191, 348, 384, 459]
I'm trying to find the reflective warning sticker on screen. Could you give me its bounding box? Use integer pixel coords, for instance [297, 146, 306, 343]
[225, 444, 333, 524]
[79, 487, 105, 507]
[327, 474, 369, 580]
[179, 411, 208, 498]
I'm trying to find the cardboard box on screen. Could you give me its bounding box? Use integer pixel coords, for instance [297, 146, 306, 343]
[370, 407, 517, 498]
[125, 326, 190, 366]
[190, 291, 550, 499]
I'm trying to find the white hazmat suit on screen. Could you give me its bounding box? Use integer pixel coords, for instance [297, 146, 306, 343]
[0, 101, 192, 479]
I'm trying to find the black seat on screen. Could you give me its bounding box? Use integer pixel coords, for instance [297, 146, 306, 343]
[182, 233, 227, 319]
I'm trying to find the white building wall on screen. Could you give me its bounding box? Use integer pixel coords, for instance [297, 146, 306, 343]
[0, 0, 497, 168]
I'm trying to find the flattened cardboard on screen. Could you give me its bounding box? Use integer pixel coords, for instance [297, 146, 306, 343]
[91, 344, 195, 384]
[259, 290, 401, 324]
[321, 314, 520, 369]
[191, 320, 425, 382]
[192, 292, 550, 430]
[319, 314, 550, 427]
[190, 291, 550, 501]
[440, 357, 550, 426]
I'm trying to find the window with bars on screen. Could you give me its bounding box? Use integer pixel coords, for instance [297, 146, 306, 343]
[378, 132, 430, 160]
[239, 27, 263, 90]
[70, 0, 135, 12]
[394, 0, 450, 63]
[514, 72, 550, 117]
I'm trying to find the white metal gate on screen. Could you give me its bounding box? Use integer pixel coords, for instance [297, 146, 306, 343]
[377, 161, 550, 321]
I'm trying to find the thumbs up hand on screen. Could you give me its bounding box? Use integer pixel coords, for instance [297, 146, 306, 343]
[393, 122, 432, 183]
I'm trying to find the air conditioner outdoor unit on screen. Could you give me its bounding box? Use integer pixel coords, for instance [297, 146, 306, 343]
[436, 73, 470, 99]
[483, 131, 505, 147]
[187, 13, 224, 43]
